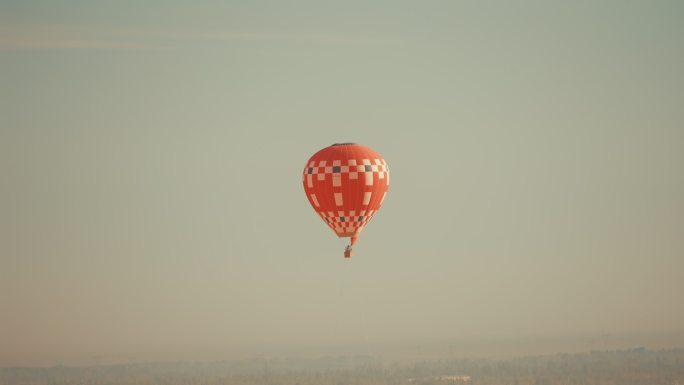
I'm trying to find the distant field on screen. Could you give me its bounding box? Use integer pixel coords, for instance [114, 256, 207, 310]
[2, 348, 683, 385]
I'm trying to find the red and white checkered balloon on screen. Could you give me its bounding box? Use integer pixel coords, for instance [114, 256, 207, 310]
[302, 143, 389, 256]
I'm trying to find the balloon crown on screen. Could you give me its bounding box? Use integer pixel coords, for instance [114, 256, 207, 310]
[331, 142, 357, 146]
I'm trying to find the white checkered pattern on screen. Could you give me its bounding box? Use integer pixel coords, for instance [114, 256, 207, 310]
[318, 210, 377, 235]
[304, 158, 389, 188]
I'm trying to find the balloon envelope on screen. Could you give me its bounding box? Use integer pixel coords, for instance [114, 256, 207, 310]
[302, 143, 389, 249]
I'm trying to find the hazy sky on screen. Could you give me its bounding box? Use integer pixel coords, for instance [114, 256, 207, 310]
[2, 0, 683, 367]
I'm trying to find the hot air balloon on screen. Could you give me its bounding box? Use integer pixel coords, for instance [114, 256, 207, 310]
[302, 143, 389, 258]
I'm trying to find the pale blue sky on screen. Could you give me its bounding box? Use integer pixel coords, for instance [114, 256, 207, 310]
[1, 0, 683, 366]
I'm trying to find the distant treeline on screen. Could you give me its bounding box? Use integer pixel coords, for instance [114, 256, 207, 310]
[1, 347, 683, 385]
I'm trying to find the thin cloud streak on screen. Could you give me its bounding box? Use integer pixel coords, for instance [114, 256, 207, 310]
[176, 32, 398, 45]
[0, 36, 169, 50]
[0, 24, 397, 50]
[0, 25, 169, 51]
